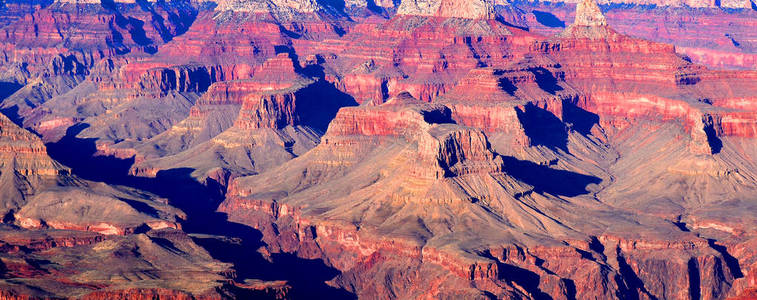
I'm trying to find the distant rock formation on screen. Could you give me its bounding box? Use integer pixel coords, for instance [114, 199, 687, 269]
[573, 0, 606, 27]
[397, 0, 496, 19]
[559, 0, 614, 38]
[0, 113, 66, 212]
[215, 0, 322, 13]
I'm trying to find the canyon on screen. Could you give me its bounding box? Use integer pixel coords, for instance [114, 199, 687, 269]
[0, 0, 756, 298]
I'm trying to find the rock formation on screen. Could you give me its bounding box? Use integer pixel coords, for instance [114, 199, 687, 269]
[0, 109, 184, 236]
[0, 226, 288, 298]
[572, 0, 606, 27]
[124, 53, 355, 194]
[0, 113, 65, 213]
[215, 0, 322, 13]
[520, 1, 757, 69]
[397, 0, 496, 19]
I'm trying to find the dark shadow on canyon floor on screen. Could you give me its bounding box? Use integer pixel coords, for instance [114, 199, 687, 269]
[530, 67, 564, 95]
[496, 75, 518, 96]
[688, 258, 701, 300]
[0, 82, 23, 101]
[501, 156, 601, 197]
[532, 10, 565, 28]
[707, 239, 743, 279]
[515, 103, 569, 152]
[0, 82, 24, 126]
[45, 124, 356, 299]
[703, 122, 723, 154]
[562, 99, 599, 136]
[296, 80, 359, 133]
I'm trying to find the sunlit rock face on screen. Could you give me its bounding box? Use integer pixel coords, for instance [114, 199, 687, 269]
[215, 0, 321, 13]
[397, 0, 496, 19]
[572, 0, 606, 26]
[517, 0, 757, 70]
[1, 0, 757, 298]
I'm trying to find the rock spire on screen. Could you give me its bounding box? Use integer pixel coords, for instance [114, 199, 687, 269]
[573, 0, 607, 27]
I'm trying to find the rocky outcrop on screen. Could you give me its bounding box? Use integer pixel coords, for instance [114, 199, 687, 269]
[222, 95, 744, 297]
[215, 0, 321, 13]
[216, 2, 757, 298]
[118, 51, 304, 99]
[325, 92, 453, 136]
[572, 0, 606, 27]
[0, 0, 198, 80]
[235, 89, 303, 130]
[221, 95, 542, 297]
[0, 103, 184, 237]
[0, 228, 276, 299]
[0, 113, 67, 215]
[558, 0, 616, 39]
[397, 0, 495, 19]
[520, 3, 757, 70]
[125, 53, 336, 183]
[132, 64, 220, 93]
[536, 3, 757, 157]
[297, 14, 541, 108]
[677, 47, 757, 71]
